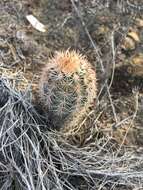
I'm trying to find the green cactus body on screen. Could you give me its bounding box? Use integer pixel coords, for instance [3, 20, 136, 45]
[39, 50, 97, 138]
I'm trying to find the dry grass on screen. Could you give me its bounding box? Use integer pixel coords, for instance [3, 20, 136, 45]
[0, 78, 142, 190]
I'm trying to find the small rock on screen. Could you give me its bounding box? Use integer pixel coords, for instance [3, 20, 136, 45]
[135, 18, 143, 28]
[127, 31, 140, 42]
[121, 36, 136, 50]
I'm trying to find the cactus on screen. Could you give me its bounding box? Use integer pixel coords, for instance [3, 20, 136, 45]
[39, 50, 97, 138]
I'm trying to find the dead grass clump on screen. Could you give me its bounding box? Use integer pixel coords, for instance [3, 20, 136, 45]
[0, 77, 142, 189]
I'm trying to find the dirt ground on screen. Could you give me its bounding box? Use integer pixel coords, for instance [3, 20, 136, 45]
[1, 1, 143, 189]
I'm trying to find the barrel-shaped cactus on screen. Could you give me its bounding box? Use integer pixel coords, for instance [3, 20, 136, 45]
[39, 50, 97, 134]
